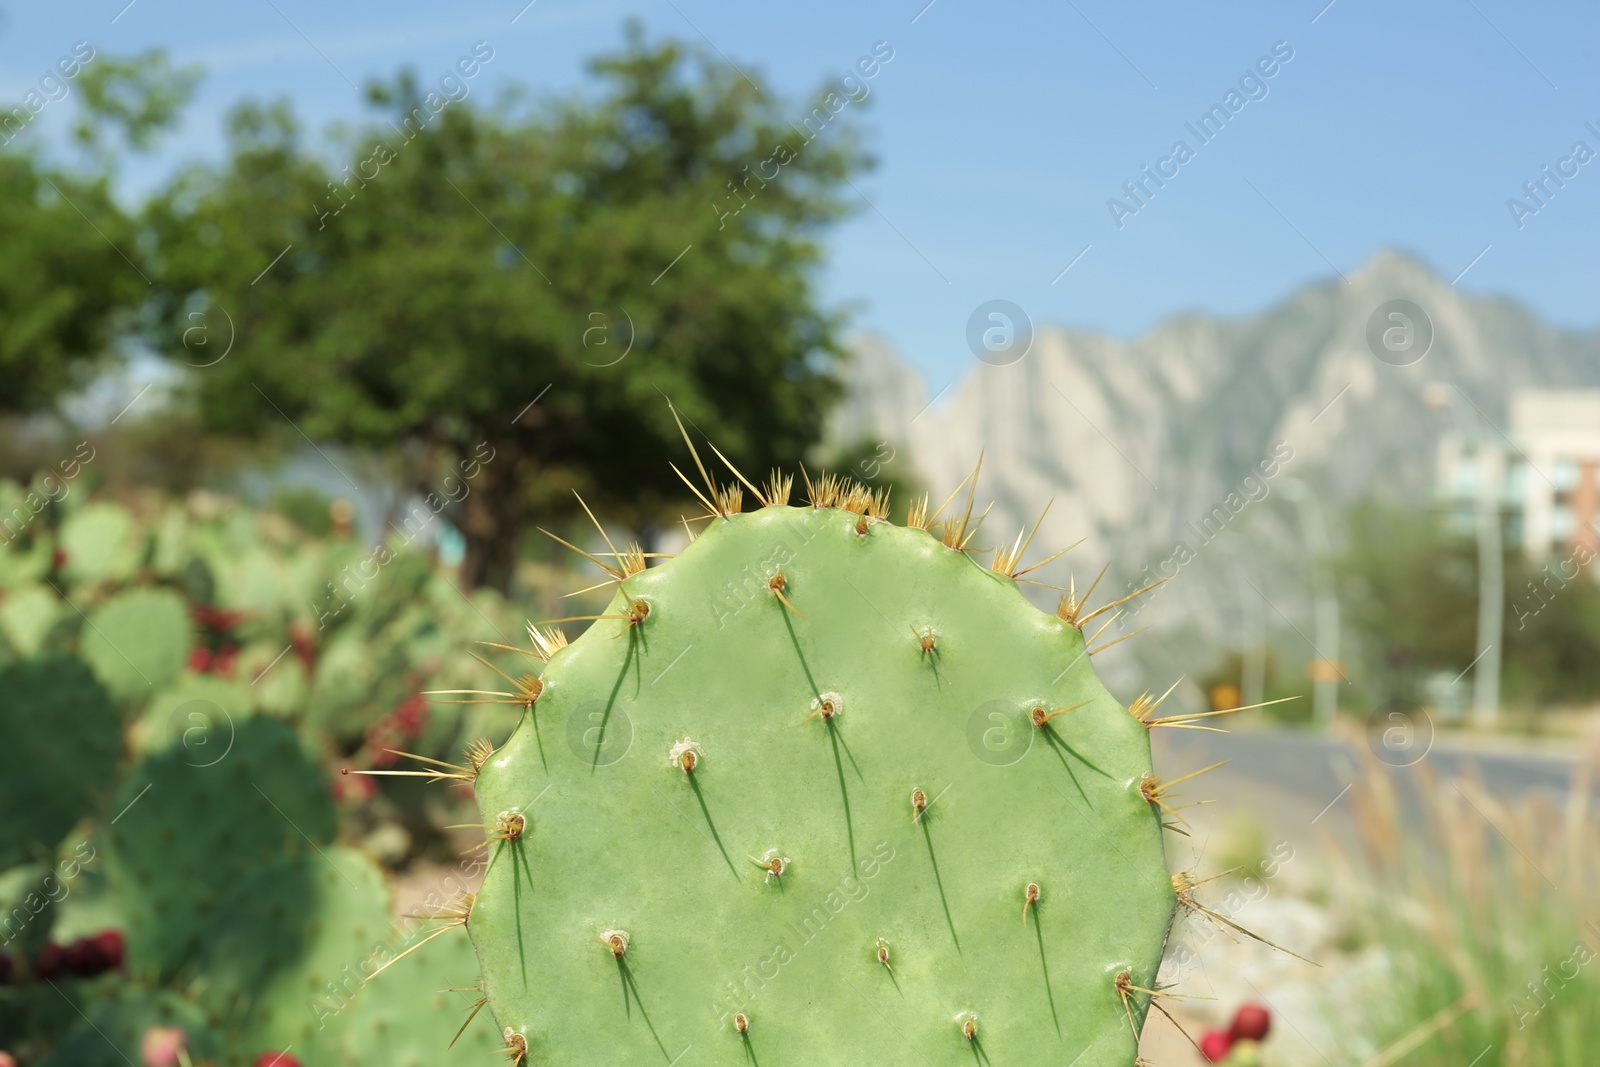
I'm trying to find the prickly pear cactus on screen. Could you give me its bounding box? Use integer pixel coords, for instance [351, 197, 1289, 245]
[463, 470, 1180, 1065]
[81, 587, 192, 702]
[58, 501, 142, 587]
[106, 715, 336, 975]
[0, 657, 120, 867]
[38, 987, 219, 1067]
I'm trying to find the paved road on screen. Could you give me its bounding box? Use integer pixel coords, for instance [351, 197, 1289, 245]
[1150, 723, 1587, 852]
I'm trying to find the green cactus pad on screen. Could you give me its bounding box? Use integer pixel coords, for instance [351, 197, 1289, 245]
[0, 510, 53, 590]
[80, 586, 192, 702]
[0, 862, 54, 960]
[468, 503, 1176, 1065]
[194, 846, 500, 1063]
[322, 923, 503, 1065]
[0, 657, 120, 867]
[196, 846, 389, 1050]
[58, 501, 142, 586]
[36, 986, 219, 1067]
[237, 637, 310, 716]
[129, 670, 254, 757]
[0, 583, 66, 657]
[106, 715, 337, 976]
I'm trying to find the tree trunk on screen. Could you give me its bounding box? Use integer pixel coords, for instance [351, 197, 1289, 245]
[459, 438, 524, 593]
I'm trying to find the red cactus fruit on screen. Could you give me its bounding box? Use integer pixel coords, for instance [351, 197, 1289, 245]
[289, 624, 317, 671]
[191, 604, 245, 632]
[187, 647, 213, 672]
[1230, 1003, 1271, 1042]
[62, 936, 105, 976]
[35, 942, 65, 980]
[253, 1052, 302, 1067]
[213, 644, 240, 677]
[390, 693, 427, 737]
[51, 547, 68, 570]
[139, 1025, 188, 1067]
[94, 929, 125, 971]
[1199, 1028, 1233, 1063]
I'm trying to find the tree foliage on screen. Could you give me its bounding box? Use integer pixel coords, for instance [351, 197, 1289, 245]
[0, 48, 195, 418]
[1340, 501, 1600, 708]
[0, 157, 144, 415]
[146, 29, 869, 589]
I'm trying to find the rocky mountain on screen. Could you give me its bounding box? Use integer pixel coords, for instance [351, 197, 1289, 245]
[830, 251, 1600, 695]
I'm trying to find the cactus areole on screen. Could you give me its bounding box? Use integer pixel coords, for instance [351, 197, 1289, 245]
[460, 452, 1180, 1065]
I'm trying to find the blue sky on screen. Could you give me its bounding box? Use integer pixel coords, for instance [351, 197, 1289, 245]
[3, 0, 1596, 386]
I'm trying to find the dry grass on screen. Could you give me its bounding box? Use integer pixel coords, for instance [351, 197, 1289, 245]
[1334, 744, 1600, 1066]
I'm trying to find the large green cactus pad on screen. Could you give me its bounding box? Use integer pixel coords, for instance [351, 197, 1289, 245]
[81, 587, 192, 703]
[106, 716, 337, 976]
[37, 986, 219, 1067]
[0, 657, 120, 867]
[58, 501, 141, 587]
[468, 504, 1175, 1065]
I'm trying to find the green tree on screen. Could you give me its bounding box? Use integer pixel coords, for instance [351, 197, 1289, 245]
[0, 156, 143, 414]
[1340, 500, 1600, 710]
[0, 48, 196, 418]
[146, 29, 868, 589]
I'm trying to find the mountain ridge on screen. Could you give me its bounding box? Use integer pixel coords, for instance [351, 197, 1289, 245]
[830, 250, 1600, 691]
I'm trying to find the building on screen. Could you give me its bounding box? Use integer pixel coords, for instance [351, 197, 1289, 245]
[1434, 388, 1600, 559]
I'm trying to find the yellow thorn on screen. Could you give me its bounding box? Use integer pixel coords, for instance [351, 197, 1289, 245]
[1148, 695, 1300, 728]
[1128, 677, 1186, 723]
[994, 499, 1054, 576]
[1076, 575, 1170, 627]
[798, 462, 817, 507]
[538, 527, 623, 580]
[572, 490, 621, 563]
[906, 493, 932, 530]
[1071, 563, 1111, 625]
[368, 912, 467, 981]
[1012, 538, 1085, 580]
[450, 996, 489, 1049]
[668, 400, 722, 512]
[477, 641, 540, 660]
[1083, 609, 1122, 650]
[1031, 700, 1090, 729]
[762, 469, 794, 507]
[708, 441, 769, 507]
[925, 466, 975, 530]
[1157, 759, 1228, 791]
[670, 462, 721, 518]
[1089, 625, 1147, 656]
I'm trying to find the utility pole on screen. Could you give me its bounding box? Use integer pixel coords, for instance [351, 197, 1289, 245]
[1423, 383, 1502, 728]
[1282, 479, 1340, 725]
[1238, 564, 1266, 710]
